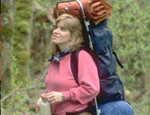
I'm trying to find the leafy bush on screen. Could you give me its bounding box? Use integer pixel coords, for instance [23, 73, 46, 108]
[109, 0, 150, 114]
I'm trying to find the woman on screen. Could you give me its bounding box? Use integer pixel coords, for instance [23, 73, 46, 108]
[36, 14, 100, 115]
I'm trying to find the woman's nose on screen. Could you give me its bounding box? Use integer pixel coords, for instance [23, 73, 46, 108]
[53, 28, 59, 34]
[53, 29, 58, 35]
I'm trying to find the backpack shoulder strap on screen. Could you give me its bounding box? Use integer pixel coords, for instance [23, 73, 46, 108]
[70, 49, 81, 85]
[70, 48, 96, 85]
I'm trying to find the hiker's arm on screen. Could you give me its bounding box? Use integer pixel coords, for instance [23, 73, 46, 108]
[62, 50, 100, 104]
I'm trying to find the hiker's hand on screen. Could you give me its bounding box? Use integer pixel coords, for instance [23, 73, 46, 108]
[35, 98, 41, 112]
[43, 91, 64, 104]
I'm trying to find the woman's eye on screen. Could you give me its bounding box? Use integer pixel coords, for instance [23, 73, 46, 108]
[53, 25, 67, 31]
[60, 27, 66, 31]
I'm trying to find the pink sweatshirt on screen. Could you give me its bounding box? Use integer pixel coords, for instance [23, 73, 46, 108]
[45, 50, 100, 115]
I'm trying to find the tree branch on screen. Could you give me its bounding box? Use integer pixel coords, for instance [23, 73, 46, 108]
[47, 8, 55, 24]
[1, 86, 37, 102]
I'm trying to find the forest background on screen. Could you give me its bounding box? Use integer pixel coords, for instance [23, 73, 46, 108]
[1, 0, 150, 115]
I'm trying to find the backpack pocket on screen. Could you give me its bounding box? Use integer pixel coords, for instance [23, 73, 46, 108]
[97, 74, 125, 103]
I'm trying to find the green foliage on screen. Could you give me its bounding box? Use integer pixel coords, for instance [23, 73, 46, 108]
[1, 11, 14, 42]
[2, 56, 27, 112]
[12, 0, 33, 86]
[35, 9, 48, 20]
[16, 1, 32, 10]
[34, 0, 60, 8]
[15, 21, 30, 34]
[110, 0, 150, 82]
[10, 57, 20, 86]
[30, 2, 53, 75]
[1, 0, 14, 92]
[17, 10, 32, 19]
[2, 56, 40, 114]
[109, 0, 150, 114]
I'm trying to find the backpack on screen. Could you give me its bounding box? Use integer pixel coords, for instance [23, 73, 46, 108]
[71, 19, 125, 103]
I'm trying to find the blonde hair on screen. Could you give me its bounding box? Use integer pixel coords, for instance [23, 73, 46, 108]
[50, 14, 84, 56]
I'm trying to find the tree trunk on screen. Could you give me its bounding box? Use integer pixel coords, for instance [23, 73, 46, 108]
[13, 0, 33, 85]
[1, 0, 14, 92]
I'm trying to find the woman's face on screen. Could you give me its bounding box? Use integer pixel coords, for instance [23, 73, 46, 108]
[52, 21, 71, 48]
